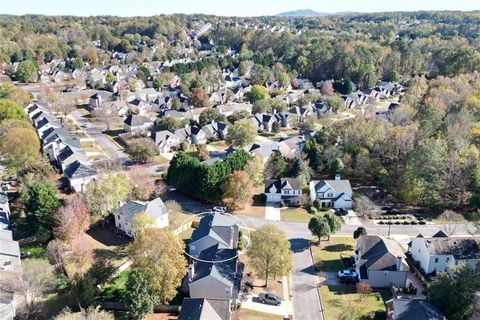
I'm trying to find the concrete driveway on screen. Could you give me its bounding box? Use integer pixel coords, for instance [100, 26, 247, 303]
[241, 296, 293, 317]
[265, 202, 281, 221]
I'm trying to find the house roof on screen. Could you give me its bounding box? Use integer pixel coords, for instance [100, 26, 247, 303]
[265, 178, 302, 194]
[57, 145, 87, 163]
[390, 299, 446, 320]
[0, 238, 20, 259]
[432, 230, 448, 238]
[356, 235, 409, 279]
[117, 197, 167, 223]
[189, 213, 238, 249]
[124, 114, 151, 126]
[179, 298, 230, 320]
[248, 142, 279, 160]
[41, 127, 70, 141]
[154, 130, 180, 145]
[424, 237, 480, 260]
[311, 179, 352, 195]
[63, 161, 98, 180]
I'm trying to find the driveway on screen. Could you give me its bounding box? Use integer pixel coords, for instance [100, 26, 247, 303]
[265, 202, 281, 221]
[290, 238, 324, 320]
[343, 210, 362, 225]
[241, 296, 293, 317]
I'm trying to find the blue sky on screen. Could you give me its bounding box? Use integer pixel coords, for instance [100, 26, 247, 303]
[0, 0, 479, 17]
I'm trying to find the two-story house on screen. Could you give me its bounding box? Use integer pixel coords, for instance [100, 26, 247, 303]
[114, 197, 169, 237]
[124, 115, 153, 135]
[309, 175, 353, 209]
[355, 235, 410, 288]
[265, 178, 303, 206]
[154, 130, 181, 153]
[409, 231, 480, 275]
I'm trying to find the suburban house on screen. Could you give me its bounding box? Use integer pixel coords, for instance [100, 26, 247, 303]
[386, 298, 446, 320]
[278, 136, 305, 160]
[188, 213, 239, 258]
[309, 176, 353, 209]
[409, 232, 480, 274]
[42, 134, 81, 163]
[154, 130, 181, 153]
[202, 122, 229, 141]
[251, 113, 274, 132]
[114, 197, 169, 237]
[274, 112, 290, 128]
[0, 193, 10, 218]
[56, 145, 88, 172]
[179, 298, 231, 320]
[174, 126, 207, 145]
[63, 160, 98, 193]
[355, 235, 410, 288]
[248, 142, 279, 164]
[216, 103, 252, 117]
[124, 115, 153, 135]
[265, 178, 303, 206]
[188, 245, 242, 300]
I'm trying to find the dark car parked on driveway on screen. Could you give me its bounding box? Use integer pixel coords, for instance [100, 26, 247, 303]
[258, 293, 283, 306]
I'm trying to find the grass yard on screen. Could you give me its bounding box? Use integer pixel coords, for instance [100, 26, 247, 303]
[153, 155, 170, 165]
[281, 208, 311, 223]
[20, 241, 46, 260]
[171, 211, 198, 229]
[178, 227, 194, 240]
[102, 269, 131, 301]
[312, 236, 356, 272]
[320, 285, 386, 320]
[235, 309, 283, 320]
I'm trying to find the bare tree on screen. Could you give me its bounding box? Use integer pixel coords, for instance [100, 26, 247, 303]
[46, 239, 67, 273]
[92, 103, 120, 132]
[127, 166, 156, 201]
[353, 195, 381, 217]
[54, 195, 91, 244]
[438, 210, 464, 236]
[68, 235, 93, 276]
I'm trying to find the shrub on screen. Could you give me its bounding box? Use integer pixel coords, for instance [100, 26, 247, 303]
[386, 221, 393, 225]
[319, 207, 330, 212]
[403, 221, 410, 225]
[410, 221, 418, 225]
[378, 221, 385, 225]
[395, 221, 401, 225]
[356, 282, 372, 294]
[310, 207, 318, 215]
[313, 200, 321, 210]
[419, 221, 426, 225]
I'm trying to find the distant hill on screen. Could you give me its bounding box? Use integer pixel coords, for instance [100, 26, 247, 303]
[275, 9, 331, 17]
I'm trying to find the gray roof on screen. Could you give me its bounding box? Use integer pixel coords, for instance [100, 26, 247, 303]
[57, 145, 87, 163]
[312, 179, 352, 195]
[63, 161, 98, 180]
[357, 235, 409, 278]
[41, 127, 70, 141]
[248, 142, 279, 160]
[124, 115, 151, 126]
[117, 197, 168, 223]
[424, 237, 480, 260]
[0, 239, 20, 259]
[154, 130, 180, 145]
[179, 298, 231, 320]
[189, 213, 238, 250]
[390, 299, 446, 320]
[265, 178, 302, 194]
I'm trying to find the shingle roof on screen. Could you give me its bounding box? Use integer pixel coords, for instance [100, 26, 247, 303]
[265, 178, 302, 194]
[357, 235, 409, 279]
[312, 179, 352, 195]
[425, 237, 480, 259]
[124, 115, 151, 126]
[63, 161, 98, 180]
[179, 298, 230, 320]
[189, 213, 238, 249]
[117, 197, 168, 223]
[391, 299, 446, 320]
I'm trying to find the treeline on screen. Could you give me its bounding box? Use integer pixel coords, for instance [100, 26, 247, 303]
[166, 150, 251, 201]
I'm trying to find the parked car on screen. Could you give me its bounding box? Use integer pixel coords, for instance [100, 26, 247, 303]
[258, 293, 282, 306]
[338, 270, 358, 283]
[335, 208, 348, 216]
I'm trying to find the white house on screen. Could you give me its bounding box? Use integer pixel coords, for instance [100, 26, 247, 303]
[114, 197, 169, 237]
[154, 130, 181, 153]
[0, 192, 10, 218]
[265, 178, 303, 206]
[409, 231, 480, 275]
[309, 176, 353, 209]
[356, 235, 410, 288]
[63, 161, 98, 193]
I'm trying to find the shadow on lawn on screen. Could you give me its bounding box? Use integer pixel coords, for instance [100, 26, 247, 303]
[87, 222, 130, 247]
[323, 244, 355, 252]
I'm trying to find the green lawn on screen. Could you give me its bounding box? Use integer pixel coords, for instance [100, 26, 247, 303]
[20, 242, 46, 260]
[236, 309, 283, 320]
[320, 285, 386, 320]
[171, 212, 198, 229]
[153, 155, 170, 165]
[102, 269, 131, 301]
[312, 237, 356, 272]
[281, 208, 311, 223]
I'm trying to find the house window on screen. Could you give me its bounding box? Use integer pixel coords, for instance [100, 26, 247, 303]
[327, 193, 333, 198]
[435, 258, 439, 263]
[284, 190, 290, 195]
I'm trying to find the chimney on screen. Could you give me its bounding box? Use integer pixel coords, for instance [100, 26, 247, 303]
[335, 174, 341, 181]
[396, 256, 402, 271]
[188, 263, 195, 283]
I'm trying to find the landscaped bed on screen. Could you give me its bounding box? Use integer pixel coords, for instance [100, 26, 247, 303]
[320, 284, 386, 320]
[312, 236, 356, 272]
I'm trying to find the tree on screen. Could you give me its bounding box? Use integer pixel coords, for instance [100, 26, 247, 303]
[353, 226, 367, 239]
[126, 138, 157, 164]
[221, 171, 253, 211]
[250, 64, 269, 85]
[3, 260, 53, 319]
[353, 195, 380, 217]
[320, 81, 334, 96]
[69, 234, 94, 276]
[271, 121, 280, 133]
[190, 87, 210, 108]
[165, 200, 182, 228]
[248, 85, 269, 102]
[127, 228, 187, 304]
[53, 195, 91, 244]
[324, 213, 342, 240]
[0, 99, 28, 121]
[245, 156, 264, 187]
[308, 216, 331, 244]
[156, 116, 183, 132]
[85, 173, 131, 223]
[226, 119, 257, 147]
[438, 210, 464, 236]
[265, 150, 287, 179]
[132, 213, 156, 236]
[16, 60, 38, 83]
[54, 308, 114, 320]
[92, 103, 120, 131]
[46, 239, 67, 273]
[329, 158, 344, 177]
[24, 182, 60, 241]
[124, 269, 159, 319]
[199, 108, 225, 127]
[247, 224, 292, 287]
[325, 95, 345, 113]
[128, 166, 156, 201]
[0, 125, 40, 174]
[429, 264, 480, 320]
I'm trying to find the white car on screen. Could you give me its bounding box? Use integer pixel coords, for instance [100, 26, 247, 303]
[337, 270, 358, 278]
